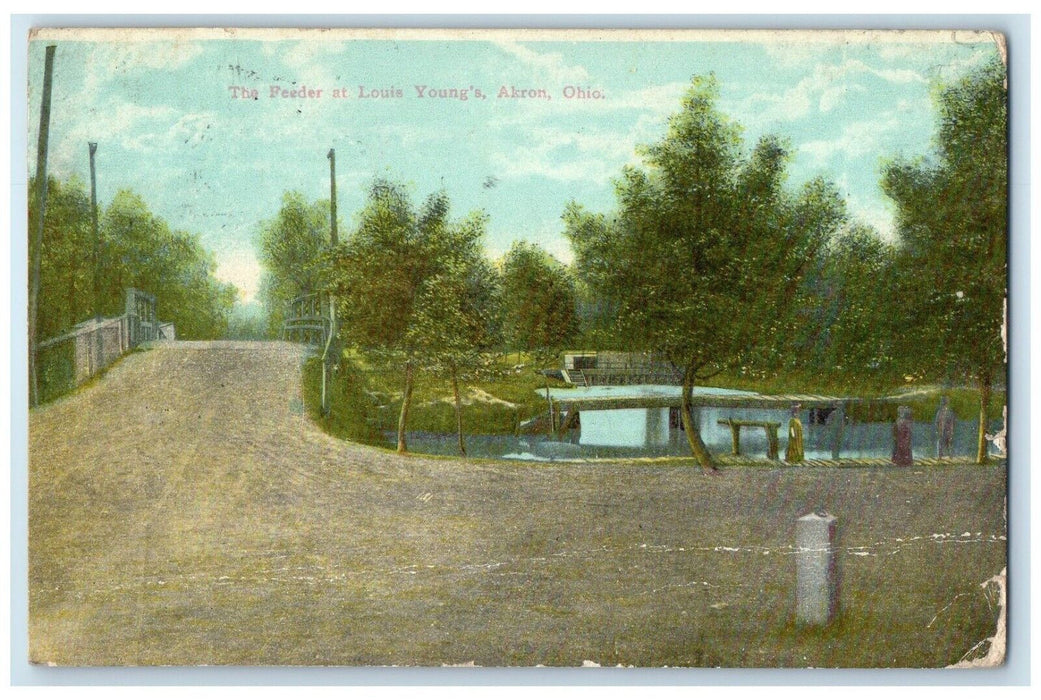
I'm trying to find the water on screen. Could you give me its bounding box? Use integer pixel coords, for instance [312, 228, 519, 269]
[397, 385, 995, 462]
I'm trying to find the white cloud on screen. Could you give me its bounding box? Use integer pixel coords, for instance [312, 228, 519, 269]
[482, 81, 689, 185]
[486, 221, 575, 266]
[761, 41, 832, 70]
[121, 111, 219, 153]
[848, 198, 898, 242]
[798, 115, 903, 166]
[81, 41, 205, 95]
[489, 121, 650, 186]
[490, 145, 619, 185]
[494, 40, 591, 86]
[735, 57, 928, 131]
[542, 235, 575, 265]
[819, 83, 868, 112]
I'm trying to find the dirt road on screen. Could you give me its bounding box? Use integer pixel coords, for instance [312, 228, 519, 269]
[28, 341, 1007, 667]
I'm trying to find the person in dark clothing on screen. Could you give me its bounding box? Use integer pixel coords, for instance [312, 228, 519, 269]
[892, 405, 914, 467]
[934, 395, 956, 458]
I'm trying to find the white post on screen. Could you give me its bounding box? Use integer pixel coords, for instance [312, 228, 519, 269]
[796, 512, 839, 626]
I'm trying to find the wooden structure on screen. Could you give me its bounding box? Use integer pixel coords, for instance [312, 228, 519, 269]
[562, 351, 682, 386]
[35, 288, 169, 402]
[282, 293, 330, 347]
[125, 288, 160, 346]
[549, 392, 860, 459]
[718, 418, 781, 460]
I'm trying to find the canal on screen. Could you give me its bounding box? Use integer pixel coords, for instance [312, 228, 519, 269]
[399, 385, 990, 462]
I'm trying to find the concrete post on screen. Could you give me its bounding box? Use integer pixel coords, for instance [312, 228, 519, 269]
[796, 512, 839, 626]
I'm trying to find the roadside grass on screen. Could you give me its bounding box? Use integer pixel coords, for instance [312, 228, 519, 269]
[698, 368, 1005, 424]
[303, 352, 569, 446]
[305, 350, 1006, 450]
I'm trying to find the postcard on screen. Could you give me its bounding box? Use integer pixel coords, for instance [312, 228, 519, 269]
[25, 27, 1008, 668]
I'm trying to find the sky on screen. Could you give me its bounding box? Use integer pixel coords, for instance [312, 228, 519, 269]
[26, 28, 1001, 304]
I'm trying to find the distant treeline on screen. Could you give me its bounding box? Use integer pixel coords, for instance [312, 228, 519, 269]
[29, 176, 237, 342]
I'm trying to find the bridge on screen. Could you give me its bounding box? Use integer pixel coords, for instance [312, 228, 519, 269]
[281, 292, 330, 347]
[34, 288, 174, 402]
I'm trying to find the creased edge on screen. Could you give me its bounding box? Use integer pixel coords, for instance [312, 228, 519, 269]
[948, 567, 1006, 668]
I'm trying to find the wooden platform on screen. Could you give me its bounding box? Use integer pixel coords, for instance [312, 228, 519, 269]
[549, 392, 855, 413]
[717, 418, 780, 460]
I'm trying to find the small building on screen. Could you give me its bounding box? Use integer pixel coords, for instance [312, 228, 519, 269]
[563, 352, 597, 371]
[561, 351, 681, 386]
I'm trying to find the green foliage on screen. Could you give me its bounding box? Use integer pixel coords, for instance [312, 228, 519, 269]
[331, 181, 497, 361]
[301, 356, 385, 445]
[881, 57, 1007, 386]
[329, 180, 497, 450]
[307, 351, 568, 444]
[30, 176, 236, 344]
[498, 241, 579, 365]
[36, 340, 76, 403]
[406, 215, 501, 375]
[257, 191, 332, 337]
[29, 176, 93, 340]
[565, 75, 846, 381]
[792, 223, 902, 380]
[881, 57, 1007, 462]
[224, 301, 268, 340]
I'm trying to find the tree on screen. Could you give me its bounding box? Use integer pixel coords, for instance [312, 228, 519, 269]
[499, 241, 578, 364]
[28, 176, 93, 340]
[408, 252, 500, 455]
[99, 189, 236, 339]
[499, 241, 579, 422]
[792, 223, 901, 381]
[330, 180, 493, 454]
[881, 57, 1007, 463]
[29, 178, 235, 345]
[565, 75, 846, 470]
[257, 191, 331, 337]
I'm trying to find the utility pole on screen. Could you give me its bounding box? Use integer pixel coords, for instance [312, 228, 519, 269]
[89, 142, 100, 321]
[89, 142, 102, 378]
[28, 45, 56, 407]
[328, 148, 338, 246]
[321, 148, 340, 416]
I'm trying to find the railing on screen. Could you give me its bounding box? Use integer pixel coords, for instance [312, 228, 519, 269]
[562, 351, 682, 386]
[282, 293, 330, 347]
[125, 288, 160, 346]
[34, 288, 169, 403]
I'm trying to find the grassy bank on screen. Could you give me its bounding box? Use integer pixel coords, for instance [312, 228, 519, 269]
[702, 369, 1005, 424]
[304, 351, 1006, 450]
[302, 352, 569, 447]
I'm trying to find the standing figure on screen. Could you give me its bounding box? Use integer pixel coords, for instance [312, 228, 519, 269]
[934, 395, 956, 458]
[892, 405, 914, 467]
[825, 401, 845, 460]
[785, 403, 804, 463]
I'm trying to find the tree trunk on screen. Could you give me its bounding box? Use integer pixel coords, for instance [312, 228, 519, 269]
[396, 360, 415, 454]
[451, 366, 466, 456]
[681, 369, 717, 471]
[976, 372, 991, 464]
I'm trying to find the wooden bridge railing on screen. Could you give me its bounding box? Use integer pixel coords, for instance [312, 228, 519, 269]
[34, 288, 170, 403]
[282, 293, 330, 347]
